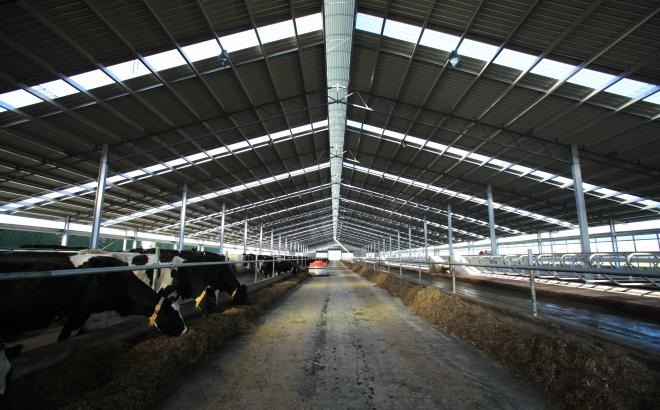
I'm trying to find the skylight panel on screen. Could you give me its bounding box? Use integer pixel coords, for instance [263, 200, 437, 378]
[493, 48, 537, 71]
[346, 119, 362, 128]
[107, 59, 151, 81]
[220, 29, 260, 52]
[258, 20, 296, 43]
[355, 13, 383, 34]
[165, 158, 188, 168]
[32, 79, 78, 99]
[530, 58, 575, 80]
[426, 141, 448, 151]
[419, 29, 460, 52]
[383, 19, 422, 43]
[229, 141, 250, 151]
[0, 89, 43, 109]
[383, 129, 405, 140]
[566, 68, 615, 90]
[145, 49, 187, 72]
[362, 124, 383, 135]
[181, 39, 221, 62]
[291, 124, 313, 134]
[270, 129, 291, 140]
[296, 13, 323, 35]
[604, 78, 656, 99]
[457, 38, 499, 61]
[642, 91, 660, 105]
[69, 69, 115, 90]
[250, 135, 270, 145]
[404, 135, 425, 146]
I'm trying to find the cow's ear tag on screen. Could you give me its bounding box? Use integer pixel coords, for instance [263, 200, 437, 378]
[195, 289, 208, 310]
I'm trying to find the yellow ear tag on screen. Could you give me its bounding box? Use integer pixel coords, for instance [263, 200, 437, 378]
[195, 289, 208, 309]
[149, 297, 165, 327]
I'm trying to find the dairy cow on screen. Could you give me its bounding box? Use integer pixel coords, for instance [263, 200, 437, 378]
[0, 251, 187, 342]
[129, 249, 248, 315]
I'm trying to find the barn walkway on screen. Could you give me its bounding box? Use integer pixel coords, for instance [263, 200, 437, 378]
[155, 263, 549, 409]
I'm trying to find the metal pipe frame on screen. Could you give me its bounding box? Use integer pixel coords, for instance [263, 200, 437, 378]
[90, 144, 109, 249]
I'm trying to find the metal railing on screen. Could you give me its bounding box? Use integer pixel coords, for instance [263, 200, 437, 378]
[359, 251, 660, 289]
[0, 253, 310, 282]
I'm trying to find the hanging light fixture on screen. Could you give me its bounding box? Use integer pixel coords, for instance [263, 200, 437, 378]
[448, 49, 460, 67]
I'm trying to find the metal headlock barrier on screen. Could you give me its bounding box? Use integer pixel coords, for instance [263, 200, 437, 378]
[0, 255, 309, 282]
[356, 252, 660, 318]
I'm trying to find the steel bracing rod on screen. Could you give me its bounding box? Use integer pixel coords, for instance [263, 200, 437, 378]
[342, 197, 485, 240]
[241, 0, 318, 199]
[82, 0, 300, 226]
[350, 125, 660, 216]
[15, 0, 254, 216]
[188, 197, 331, 239]
[341, 183, 520, 235]
[154, 183, 331, 233]
[486, 185, 498, 255]
[343, 161, 576, 229]
[350, 0, 487, 230]
[0, 113, 329, 224]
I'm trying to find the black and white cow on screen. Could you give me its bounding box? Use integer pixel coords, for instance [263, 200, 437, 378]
[0, 251, 187, 342]
[129, 249, 248, 315]
[0, 343, 22, 410]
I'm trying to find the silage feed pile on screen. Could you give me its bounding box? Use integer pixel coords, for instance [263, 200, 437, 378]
[345, 262, 660, 410]
[10, 274, 306, 410]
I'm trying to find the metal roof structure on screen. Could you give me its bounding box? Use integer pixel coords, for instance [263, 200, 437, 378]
[0, 0, 659, 251]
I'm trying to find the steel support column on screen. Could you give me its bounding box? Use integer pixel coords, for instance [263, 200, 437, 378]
[219, 203, 226, 255]
[486, 185, 498, 255]
[177, 184, 187, 251]
[90, 144, 109, 249]
[571, 145, 591, 254]
[243, 219, 248, 254]
[61, 216, 70, 247]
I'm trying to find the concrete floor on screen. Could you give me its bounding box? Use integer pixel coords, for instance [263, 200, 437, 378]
[155, 264, 549, 409]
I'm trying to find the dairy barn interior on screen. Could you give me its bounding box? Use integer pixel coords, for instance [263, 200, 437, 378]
[0, 0, 659, 409]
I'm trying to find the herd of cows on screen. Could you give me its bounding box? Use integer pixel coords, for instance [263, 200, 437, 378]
[0, 246, 311, 408]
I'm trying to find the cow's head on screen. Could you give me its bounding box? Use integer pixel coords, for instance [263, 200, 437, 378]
[231, 284, 248, 305]
[194, 286, 217, 315]
[1, 343, 22, 402]
[148, 297, 187, 336]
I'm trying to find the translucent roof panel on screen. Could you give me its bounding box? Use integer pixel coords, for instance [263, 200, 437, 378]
[107, 59, 151, 81]
[529, 58, 575, 80]
[31, 79, 78, 99]
[383, 19, 422, 43]
[0, 89, 43, 109]
[419, 29, 460, 52]
[220, 29, 260, 52]
[605, 78, 656, 99]
[493, 48, 537, 71]
[295, 13, 323, 35]
[258, 20, 296, 43]
[457, 38, 499, 61]
[643, 91, 660, 105]
[181, 39, 221, 62]
[355, 12, 383, 34]
[144, 49, 187, 72]
[69, 69, 115, 90]
[566, 68, 616, 90]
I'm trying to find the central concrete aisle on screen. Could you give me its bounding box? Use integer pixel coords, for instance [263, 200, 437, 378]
[156, 265, 550, 410]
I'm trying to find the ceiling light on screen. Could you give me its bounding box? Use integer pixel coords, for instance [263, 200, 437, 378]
[448, 49, 460, 67]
